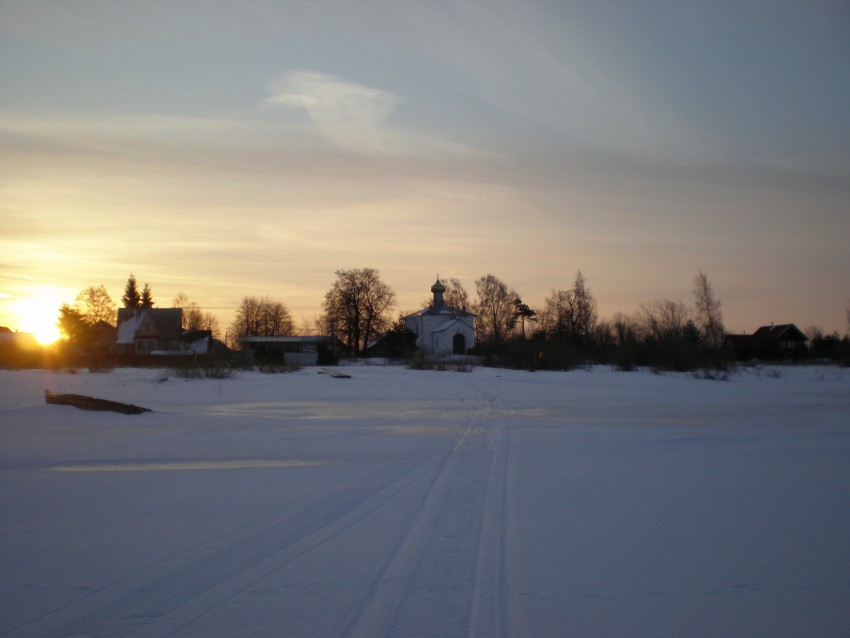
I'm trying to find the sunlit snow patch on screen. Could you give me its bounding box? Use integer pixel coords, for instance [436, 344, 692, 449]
[50, 459, 330, 472]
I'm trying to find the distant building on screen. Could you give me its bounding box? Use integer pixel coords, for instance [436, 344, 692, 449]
[0, 326, 41, 366]
[116, 308, 183, 355]
[724, 323, 808, 359]
[403, 278, 476, 355]
[115, 308, 215, 356]
[238, 335, 342, 366]
[0, 327, 39, 352]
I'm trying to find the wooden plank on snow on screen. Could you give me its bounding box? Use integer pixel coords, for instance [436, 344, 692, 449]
[318, 368, 351, 379]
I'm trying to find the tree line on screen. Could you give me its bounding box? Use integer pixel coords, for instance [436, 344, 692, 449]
[55, 269, 850, 369]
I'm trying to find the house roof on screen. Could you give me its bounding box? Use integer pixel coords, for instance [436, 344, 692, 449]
[751, 324, 807, 342]
[725, 323, 808, 350]
[116, 311, 145, 344]
[116, 308, 183, 344]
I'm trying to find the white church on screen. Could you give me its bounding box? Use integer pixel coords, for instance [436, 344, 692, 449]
[404, 278, 476, 355]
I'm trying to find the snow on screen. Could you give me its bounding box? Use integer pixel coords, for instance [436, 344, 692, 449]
[114, 313, 144, 345]
[1, 363, 849, 637]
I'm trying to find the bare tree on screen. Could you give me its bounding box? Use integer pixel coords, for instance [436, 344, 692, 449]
[610, 312, 639, 346]
[171, 292, 190, 330]
[570, 270, 598, 345]
[231, 296, 261, 336]
[592, 319, 616, 350]
[261, 298, 293, 336]
[693, 271, 725, 347]
[638, 299, 691, 342]
[196, 311, 221, 339]
[312, 312, 337, 345]
[299, 316, 316, 336]
[473, 274, 517, 348]
[418, 277, 471, 311]
[75, 285, 116, 325]
[445, 278, 471, 310]
[323, 268, 396, 356]
[538, 289, 571, 340]
[846, 299, 850, 335]
[172, 293, 220, 339]
[230, 296, 293, 338]
[183, 303, 204, 330]
[804, 325, 824, 344]
[538, 270, 598, 346]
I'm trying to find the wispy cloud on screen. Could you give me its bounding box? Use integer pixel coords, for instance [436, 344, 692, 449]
[265, 71, 402, 153]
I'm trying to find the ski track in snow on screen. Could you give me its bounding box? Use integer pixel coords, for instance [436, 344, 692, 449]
[1, 365, 849, 637]
[1, 372, 515, 638]
[345, 386, 509, 638]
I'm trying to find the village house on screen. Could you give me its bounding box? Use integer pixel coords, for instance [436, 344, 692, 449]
[115, 308, 214, 356]
[724, 323, 808, 359]
[404, 278, 476, 355]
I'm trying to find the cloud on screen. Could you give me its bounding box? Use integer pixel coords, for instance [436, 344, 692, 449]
[265, 71, 402, 153]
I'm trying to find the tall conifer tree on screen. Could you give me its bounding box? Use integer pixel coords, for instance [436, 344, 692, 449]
[141, 283, 155, 309]
[122, 273, 141, 308]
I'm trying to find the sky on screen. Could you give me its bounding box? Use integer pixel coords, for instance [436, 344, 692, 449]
[2, 0, 849, 343]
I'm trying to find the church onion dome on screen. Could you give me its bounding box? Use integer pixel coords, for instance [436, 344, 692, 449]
[431, 278, 446, 294]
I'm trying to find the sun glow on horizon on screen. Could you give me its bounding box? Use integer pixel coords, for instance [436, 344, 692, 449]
[10, 297, 63, 345]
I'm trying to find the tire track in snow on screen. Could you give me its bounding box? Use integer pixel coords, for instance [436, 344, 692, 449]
[3, 449, 459, 638]
[343, 388, 510, 638]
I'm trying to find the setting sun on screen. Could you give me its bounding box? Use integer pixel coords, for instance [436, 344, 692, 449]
[12, 297, 62, 345]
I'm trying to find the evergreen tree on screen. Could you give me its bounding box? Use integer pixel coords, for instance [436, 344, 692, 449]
[141, 283, 155, 309]
[122, 273, 141, 308]
[513, 297, 537, 340]
[57, 303, 92, 345]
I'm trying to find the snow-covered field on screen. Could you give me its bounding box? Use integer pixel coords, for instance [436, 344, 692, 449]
[1, 363, 848, 637]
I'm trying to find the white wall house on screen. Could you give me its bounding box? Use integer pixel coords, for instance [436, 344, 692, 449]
[404, 279, 476, 355]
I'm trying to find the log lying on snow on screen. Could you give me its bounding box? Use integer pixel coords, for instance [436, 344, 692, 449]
[44, 391, 152, 414]
[317, 368, 351, 379]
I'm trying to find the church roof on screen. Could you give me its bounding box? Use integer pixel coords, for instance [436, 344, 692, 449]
[403, 277, 476, 320]
[404, 304, 475, 319]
